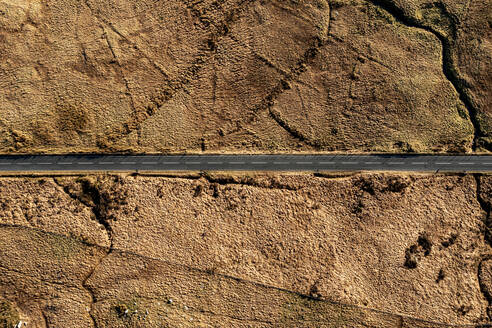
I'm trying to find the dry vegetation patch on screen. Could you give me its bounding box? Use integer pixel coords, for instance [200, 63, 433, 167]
[0, 173, 491, 326]
[0, 0, 488, 153]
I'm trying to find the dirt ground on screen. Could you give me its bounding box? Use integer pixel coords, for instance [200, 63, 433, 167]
[0, 0, 490, 153]
[0, 172, 491, 327]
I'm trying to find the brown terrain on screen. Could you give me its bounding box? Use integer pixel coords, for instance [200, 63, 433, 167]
[1, 0, 492, 327]
[0, 0, 490, 153]
[0, 172, 491, 327]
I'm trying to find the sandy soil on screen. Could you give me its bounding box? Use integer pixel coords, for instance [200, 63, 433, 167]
[0, 0, 489, 153]
[0, 173, 491, 327]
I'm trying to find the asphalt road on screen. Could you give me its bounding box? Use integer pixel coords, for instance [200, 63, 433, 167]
[0, 154, 491, 172]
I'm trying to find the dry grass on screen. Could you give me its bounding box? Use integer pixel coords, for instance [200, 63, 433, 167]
[0, 0, 488, 154]
[0, 173, 491, 326]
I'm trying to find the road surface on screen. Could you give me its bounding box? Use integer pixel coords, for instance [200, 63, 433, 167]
[0, 154, 491, 172]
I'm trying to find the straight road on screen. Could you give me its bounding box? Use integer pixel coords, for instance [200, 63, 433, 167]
[0, 154, 491, 172]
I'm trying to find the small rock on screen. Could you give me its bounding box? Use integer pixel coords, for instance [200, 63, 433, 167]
[167, 299, 173, 304]
[184, 305, 189, 311]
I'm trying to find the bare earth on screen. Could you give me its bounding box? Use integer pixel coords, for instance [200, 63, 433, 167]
[0, 0, 490, 153]
[0, 173, 491, 326]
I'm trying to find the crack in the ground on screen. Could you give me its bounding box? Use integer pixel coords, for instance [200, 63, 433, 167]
[474, 174, 492, 246]
[478, 255, 492, 322]
[52, 178, 114, 238]
[327, 1, 333, 36]
[52, 177, 116, 328]
[53, 178, 93, 210]
[40, 309, 49, 328]
[81, 252, 109, 328]
[365, 0, 483, 151]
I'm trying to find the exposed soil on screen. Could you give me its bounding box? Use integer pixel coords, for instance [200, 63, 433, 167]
[0, 0, 489, 153]
[0, 173, 491, 327]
